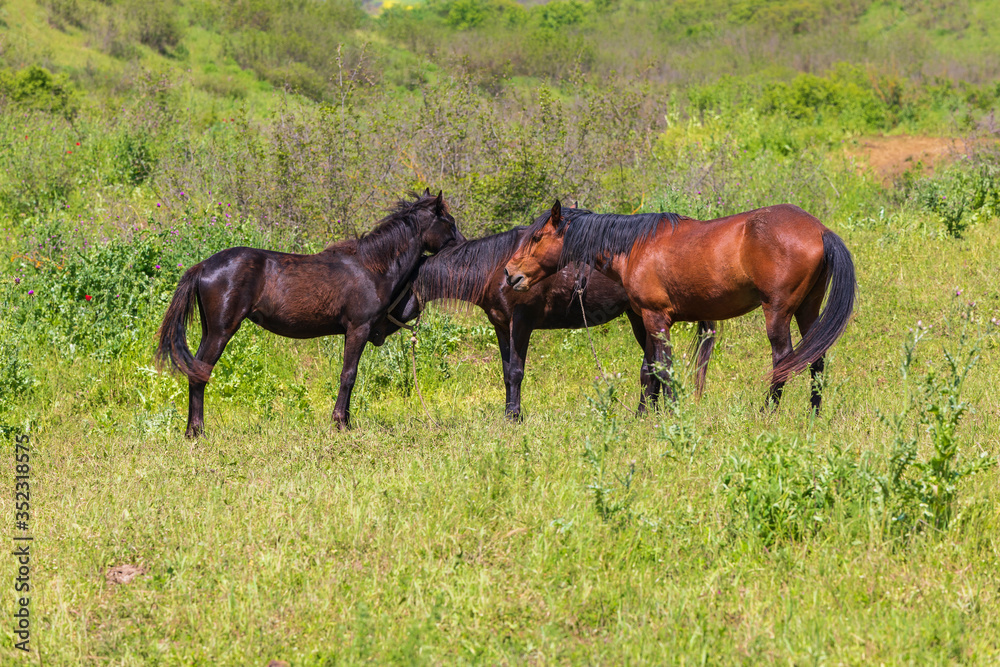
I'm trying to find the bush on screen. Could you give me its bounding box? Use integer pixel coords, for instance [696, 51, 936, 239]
[911, 156, 1000, 238]
[128, 0, 183, 55]
[0, 65, 79, 119]
[112, 130, 156, 186]
[874, 323, 995, 538]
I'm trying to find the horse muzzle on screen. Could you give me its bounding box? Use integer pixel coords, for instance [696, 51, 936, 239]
[504, 268, 529, 291]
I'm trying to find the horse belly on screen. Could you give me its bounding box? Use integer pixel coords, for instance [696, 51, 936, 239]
[249, 287, 349, 338]
[249, 311, 347, 339]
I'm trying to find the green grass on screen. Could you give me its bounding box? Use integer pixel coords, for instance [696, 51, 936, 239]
[2, 0, 1000, 662]
[3, 222, 1000, 663]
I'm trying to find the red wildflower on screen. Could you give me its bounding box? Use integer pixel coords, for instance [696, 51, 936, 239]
[84, 294, 92, 301]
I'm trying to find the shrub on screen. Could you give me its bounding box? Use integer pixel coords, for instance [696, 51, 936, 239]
[0, 65, 79, 119]
[911, 152, 1000, 238]
[112, 130, 156, 186]
[128, 0, 183, 55]
[874, 323, 995, 538]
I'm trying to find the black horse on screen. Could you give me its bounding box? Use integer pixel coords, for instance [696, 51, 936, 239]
[156, 192, 464, 436]
[380, 218, 718, 418]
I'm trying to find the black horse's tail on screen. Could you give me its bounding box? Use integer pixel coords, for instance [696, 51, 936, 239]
[691, 320, 720, 397]
[772, 231, 857, 382]
[155, 263, 212, 383]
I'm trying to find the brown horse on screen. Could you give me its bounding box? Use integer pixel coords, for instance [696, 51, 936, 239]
[504, 201, 856, 411]
[156, 192, 464, 436]
[378, 219, 718, 418]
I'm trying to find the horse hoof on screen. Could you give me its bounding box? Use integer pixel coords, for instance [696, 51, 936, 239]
[504, 410, 523, 423]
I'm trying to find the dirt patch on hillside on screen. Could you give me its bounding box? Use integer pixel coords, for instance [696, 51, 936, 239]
[847, 135, 967, 185]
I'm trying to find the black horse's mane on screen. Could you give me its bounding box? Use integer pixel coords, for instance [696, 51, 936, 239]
[525, 207, 684, 270]
[415, 227, 524, 304]
[330, 193, 445, 273]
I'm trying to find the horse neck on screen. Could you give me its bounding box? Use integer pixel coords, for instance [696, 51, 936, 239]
[414, 233, 518, 305]
[377, 236, 425, 289]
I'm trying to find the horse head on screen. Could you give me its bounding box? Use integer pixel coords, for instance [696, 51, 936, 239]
[504, 200, 566, 292]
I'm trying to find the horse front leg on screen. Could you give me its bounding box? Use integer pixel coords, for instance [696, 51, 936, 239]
[626, 310, 658, 414]
[493, 322, 516, 419]
[641, 310, 675, 407]
[506, 315, 532, 422]
[332, 324, 371, 430]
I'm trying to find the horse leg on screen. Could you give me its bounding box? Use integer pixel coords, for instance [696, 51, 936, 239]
[626, 310, 658, 414]
[763, 305, 795, 410]
[332, 323, 371, 430]
[693, 321, 717, 399]
[641, 310, 674, 407]
[795, 287, 826, 413]
[186, 297, 246, 438]
[506, 314, 531, 422]
[186, 331, 236, 438]
[493, 322, 515, 419]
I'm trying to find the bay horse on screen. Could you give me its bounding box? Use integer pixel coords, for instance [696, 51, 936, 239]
[156, 191, 463, 436]
[378, 219, 718, 419]
[503, 201, 856, 412]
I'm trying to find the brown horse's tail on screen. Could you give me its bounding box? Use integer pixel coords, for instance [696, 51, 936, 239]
[692, 320, 720, 397]
[155, 263, 212, 383]
[773, 231, 857, 382]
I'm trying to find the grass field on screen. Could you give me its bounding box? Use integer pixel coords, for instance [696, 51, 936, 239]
[2, 217, 999, 663]
[2, 0, 1000, 663]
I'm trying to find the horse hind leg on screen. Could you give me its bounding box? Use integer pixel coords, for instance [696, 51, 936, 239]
[185, 295, 248, 438]
[762, 305, 795, 410]
[794, 287, 826, 413]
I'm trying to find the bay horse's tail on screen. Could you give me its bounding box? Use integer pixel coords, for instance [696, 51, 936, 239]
[692, 320, 720, 397]
[773, 231, 857, 382]
[155, 263, 213, 383]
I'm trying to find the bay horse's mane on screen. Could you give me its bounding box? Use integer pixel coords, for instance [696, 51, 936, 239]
[527, 207, 685, 270]
[415, 226, 524, 304]
[326, 193, 445, 273]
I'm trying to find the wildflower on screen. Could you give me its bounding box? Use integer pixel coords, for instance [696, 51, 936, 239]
[14, 277, 20, 284]
[76, 142, 80, 146]
[155, 264, 161, 270]
[84, 294, 92, 301]
[177, 263, 183, 268]
[27, 290, 34, 296]
[955, 288, 962, 296]
[156, 203, 161, 207]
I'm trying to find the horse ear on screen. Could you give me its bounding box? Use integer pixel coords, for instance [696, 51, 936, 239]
[550, 199, 562, 227]
[423, 188, 431, 197]
[434, 190, 445, 215]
